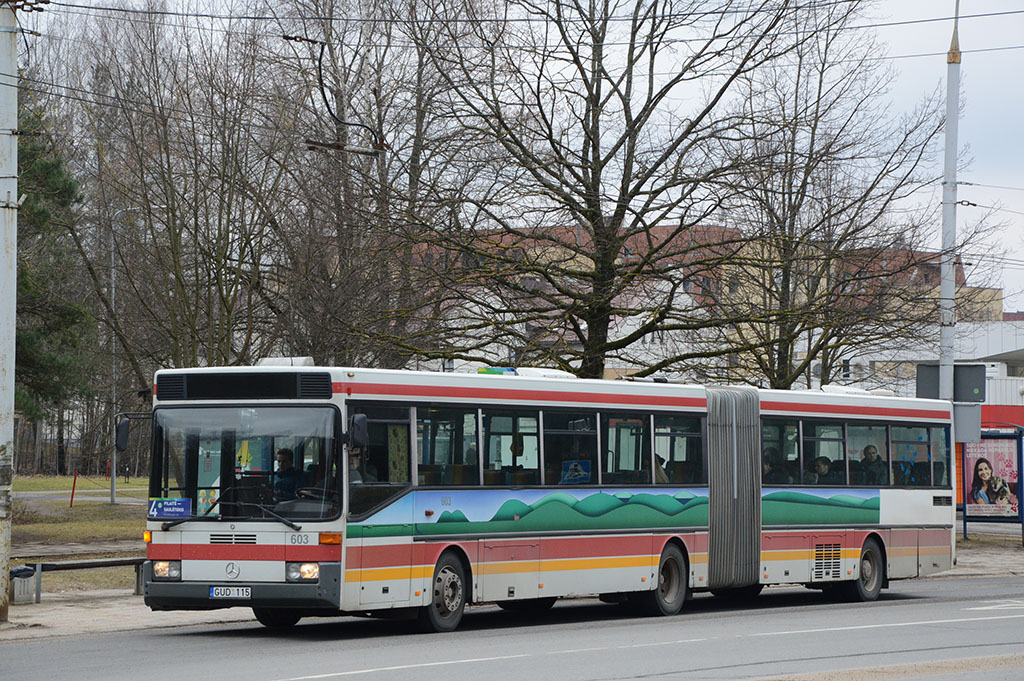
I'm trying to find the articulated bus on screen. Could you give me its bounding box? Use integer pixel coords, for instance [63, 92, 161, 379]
[135, 364, 954, 631]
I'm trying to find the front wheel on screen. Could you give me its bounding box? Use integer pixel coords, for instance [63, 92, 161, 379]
[843, 537, 884, 602]
[634, 543, 688, 616]
[253, 608, 302, 628]
[418, 553, 467, 632]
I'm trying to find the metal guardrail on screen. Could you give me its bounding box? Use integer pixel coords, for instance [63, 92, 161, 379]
[29, 557, 146, 603]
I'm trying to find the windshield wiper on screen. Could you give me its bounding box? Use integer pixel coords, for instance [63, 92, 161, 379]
[160, 514, 221, 531]
[157, 484, 250, 530]
[230, 502, 303, 531]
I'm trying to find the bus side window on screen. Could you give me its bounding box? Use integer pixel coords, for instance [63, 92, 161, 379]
[544, 412, 597, 485]
[417, 407, 480, 486]
[482, 410, 539, 486]
[653, 415, 702, 484]
[603, 413, 651, 485]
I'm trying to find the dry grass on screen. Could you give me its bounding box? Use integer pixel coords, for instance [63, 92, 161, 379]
[12, 500, 146, 544]
[12, 474, 146, 493]
[957, 532, 1024, 549]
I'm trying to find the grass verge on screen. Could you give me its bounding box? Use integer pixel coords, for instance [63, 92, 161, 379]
[13, 500, 146, 544]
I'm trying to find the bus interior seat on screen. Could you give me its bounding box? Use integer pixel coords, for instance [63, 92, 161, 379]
[911, 461, 931, 486]
[893, 461, 911, 486]
[419, 464, 443, 486]
[451, 464, 474, 485]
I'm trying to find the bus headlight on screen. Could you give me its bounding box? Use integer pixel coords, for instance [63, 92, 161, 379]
[286, 562, 319, 583]
[153, 560, 181, 581]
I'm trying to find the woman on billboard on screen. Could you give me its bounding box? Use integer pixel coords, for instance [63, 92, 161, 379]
[971, 458, 1013, 505]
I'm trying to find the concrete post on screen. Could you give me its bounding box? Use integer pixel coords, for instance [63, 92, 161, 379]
[0, 4, 19, 623]
[940, 1, 961, 565]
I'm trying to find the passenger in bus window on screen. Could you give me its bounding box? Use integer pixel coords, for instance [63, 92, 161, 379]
[349, 448, 377, 483]
[762, 449, 791, 484]
[860, 445, 888, 485]
[274, 449, 301, 500]
[654, 454, 669, 483]
[810, 456, 841, 485]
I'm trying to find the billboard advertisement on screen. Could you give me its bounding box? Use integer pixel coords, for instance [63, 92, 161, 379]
[964, 437, 1020, 518]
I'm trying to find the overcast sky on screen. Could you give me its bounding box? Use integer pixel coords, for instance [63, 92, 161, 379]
[871, 1, 1024, 311]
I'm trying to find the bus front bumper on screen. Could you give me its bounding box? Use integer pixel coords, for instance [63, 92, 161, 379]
[142, 561, 342, 611]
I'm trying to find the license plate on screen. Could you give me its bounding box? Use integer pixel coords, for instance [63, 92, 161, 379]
[210, 586, 251, 599]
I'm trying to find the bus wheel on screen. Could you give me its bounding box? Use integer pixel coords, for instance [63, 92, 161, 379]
[711, 583, 764, 602]
[636, 543, 687, 616]
[844, 538, 884, 602]
[418, 553, 467, 632]
[253, 608, 302, 628]
[497, 597, 557, 613]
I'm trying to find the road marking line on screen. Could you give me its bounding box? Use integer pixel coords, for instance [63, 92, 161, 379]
[751, 613, 1024, 637]
[275, 654, 531, 680]
[965, 600, 1024, 610]
[749, 653, 1024, 680]
[626, 638, 708, 648]
[269, 638, 708, 679]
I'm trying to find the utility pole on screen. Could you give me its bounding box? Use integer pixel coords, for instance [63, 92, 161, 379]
[940, 0, 961, 566]
[0, 1, 19, 624]
[939, 1, 960, 404]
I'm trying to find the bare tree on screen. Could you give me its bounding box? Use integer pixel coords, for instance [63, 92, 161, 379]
[693, 2, 995, 389]
[400, 0, 838, 378]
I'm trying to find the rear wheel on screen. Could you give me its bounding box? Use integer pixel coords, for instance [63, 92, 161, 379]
[497, 597, 557, 613]
[418, 552, 467, 632]
[635, 543, 688, 616]
[252, 608, 302, 628]
[842, 537, 884, 602]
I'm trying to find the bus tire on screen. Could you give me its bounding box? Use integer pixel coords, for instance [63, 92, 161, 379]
[636, 543, 687, 616]
[497, 597, 557, 613]
[844, 537, 884, 602]
[253, 608, 302, 628]
[418, 552, 467, 632]
[711, 583, 764, 602]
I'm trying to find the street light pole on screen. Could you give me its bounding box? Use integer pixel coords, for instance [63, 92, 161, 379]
[939, 1, 960, 405]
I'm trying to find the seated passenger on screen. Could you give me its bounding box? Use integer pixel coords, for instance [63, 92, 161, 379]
[860, 445, 888, 485]
[762, 453, 791, 484]
[348, 448, 377, 483]
[810, 456, 843, 485]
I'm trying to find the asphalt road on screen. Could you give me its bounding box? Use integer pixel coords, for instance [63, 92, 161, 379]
[5, 575, 1024, 681]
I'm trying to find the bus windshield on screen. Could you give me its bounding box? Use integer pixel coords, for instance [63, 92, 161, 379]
[152, 406, 339, 521]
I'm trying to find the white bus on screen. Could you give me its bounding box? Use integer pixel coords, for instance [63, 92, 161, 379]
[133, 365, 954, 631]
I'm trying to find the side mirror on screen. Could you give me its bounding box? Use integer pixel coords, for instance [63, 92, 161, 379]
[348, 413, 367, 450]
[115, 417, 131, 452]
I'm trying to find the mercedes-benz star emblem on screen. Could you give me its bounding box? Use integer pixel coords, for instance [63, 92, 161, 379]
[225, 562, 240, 579]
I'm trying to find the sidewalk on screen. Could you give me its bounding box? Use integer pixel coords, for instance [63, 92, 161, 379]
[2, 537, 1022, 641]
[13, 540, 145, 559]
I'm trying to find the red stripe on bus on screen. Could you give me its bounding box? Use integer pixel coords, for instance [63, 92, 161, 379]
[181, 545, 284, 560]
[352, 534, 701, 568]
[760, 401, 949, 420]
[333, 382, 707, 409]
[149, 544, 341, 562]
[762, 530, 871, 551]
[286, 545, 342, 562]
[148, 544, 181, 560]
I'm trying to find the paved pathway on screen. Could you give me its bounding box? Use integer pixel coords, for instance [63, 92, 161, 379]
[12, 540, 145, 560]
